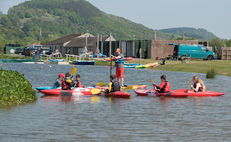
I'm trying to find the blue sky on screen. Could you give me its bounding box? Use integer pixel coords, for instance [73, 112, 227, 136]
[0, 0, 230, 39]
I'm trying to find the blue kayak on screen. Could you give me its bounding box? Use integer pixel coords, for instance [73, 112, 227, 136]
[124, 63, 139, 66]
[48, 59, 65, 62]
[124, 65, 137, 68]
[36, 86, 61, 91]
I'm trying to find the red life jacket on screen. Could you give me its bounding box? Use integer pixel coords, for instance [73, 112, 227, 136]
[62, 80, 72, 90]
[193, 82, 203, 92]
[155, 81, 171, 93]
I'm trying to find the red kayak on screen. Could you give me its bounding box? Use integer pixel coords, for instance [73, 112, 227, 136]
[173, 89, 225, 97]
[135, 89, 225, 97]
[155, 91, 188, 97]
[96, 85, 146, 90]
[98, 91, 131, 98]
[40, 88, 93, 96]
[134, 89, 155, 96]
[135, 89, 187, 97]
[104, 57, 134, 61]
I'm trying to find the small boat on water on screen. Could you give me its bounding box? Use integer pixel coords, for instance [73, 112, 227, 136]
[48, 59, 65, 62]
[23, 61, 44, 64]
[71, 60, 95, 65]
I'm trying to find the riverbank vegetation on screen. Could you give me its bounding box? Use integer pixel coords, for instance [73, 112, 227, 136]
[0, 68, 36, 106]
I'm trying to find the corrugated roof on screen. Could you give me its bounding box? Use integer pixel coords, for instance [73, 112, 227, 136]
[64, 36, 109, 48]
[45, 34, 81, 45]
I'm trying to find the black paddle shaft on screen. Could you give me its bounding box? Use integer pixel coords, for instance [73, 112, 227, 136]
[110, 56, 112, 76]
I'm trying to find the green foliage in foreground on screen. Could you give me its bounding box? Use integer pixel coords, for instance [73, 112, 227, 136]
[0, 68, 36, 106]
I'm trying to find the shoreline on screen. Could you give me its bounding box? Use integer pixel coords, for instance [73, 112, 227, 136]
[1, 54, 231, 77]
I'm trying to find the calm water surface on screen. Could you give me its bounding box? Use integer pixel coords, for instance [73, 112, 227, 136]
[0, 62, 231, 142]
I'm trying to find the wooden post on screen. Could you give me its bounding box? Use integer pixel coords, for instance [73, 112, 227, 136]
[100, 34, 103, 55]
[139, 47, 141, 65]
[109, 33, 112, 57]
[97, 33, 99, 58]
[153, 31, 156, 40]
[182, 32, 185, 40]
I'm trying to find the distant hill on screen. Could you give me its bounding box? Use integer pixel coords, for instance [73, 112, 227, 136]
[0, 0, 174, 51]
[159, 27, 217, 41]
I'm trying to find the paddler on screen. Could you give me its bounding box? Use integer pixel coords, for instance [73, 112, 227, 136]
[111, 48, 125, 86]
[105, 74, 121, 93]
[73, 74, 83, 88]
[190, 76, 206, 92]
[53, 73, 65, 88]
[152, 75, 171, 93]
[62, 72, 73, 90]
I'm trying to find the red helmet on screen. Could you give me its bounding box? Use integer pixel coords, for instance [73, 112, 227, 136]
[59, 73, 65, 78]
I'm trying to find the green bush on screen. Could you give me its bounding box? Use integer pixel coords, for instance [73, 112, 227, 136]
[206, 68, 216, 79]
[0, 68, 36, 106]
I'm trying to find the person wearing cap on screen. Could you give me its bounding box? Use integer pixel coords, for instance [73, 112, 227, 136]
[53, 73, 65, 88]
[111, 48, 125, 86]
[152, 75, 171, 93]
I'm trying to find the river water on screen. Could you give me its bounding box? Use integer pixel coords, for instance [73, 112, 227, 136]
[0, 63, 231, 142]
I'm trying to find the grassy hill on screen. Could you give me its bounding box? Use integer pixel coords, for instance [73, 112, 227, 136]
[159, 27, 217, 41]
[0, 0, 220, 52]
[0, 0, 174, 52]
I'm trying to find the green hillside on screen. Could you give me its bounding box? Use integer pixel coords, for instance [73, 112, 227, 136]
[0, 0, 173, 52]
[159, 27, 217, 41]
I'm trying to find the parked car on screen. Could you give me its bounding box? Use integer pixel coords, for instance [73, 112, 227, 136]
[40, 48, 52, 55]
[172, 44, 215, 60]
[15, 48, 24, 55]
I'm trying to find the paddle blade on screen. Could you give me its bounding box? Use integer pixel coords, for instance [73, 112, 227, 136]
[96, 82, 106, 87]
[91, 88, 101, 95]
[122, 86, 134, 90]
[150, 78, 154, 84]
[71, 65, 77, 76]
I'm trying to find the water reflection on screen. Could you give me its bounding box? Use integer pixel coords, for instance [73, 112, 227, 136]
[1, 63, 231, 142]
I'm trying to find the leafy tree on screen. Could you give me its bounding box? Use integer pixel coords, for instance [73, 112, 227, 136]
[209, 38, 225, 48]
[225, 39, 231, 47]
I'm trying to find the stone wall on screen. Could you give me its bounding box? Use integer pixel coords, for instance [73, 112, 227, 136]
[148, 40, 199, 58]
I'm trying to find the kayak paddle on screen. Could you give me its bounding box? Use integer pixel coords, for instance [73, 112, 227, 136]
[91, 88, 101, 95]
[122, 85, 134, 90]
[95, 82, 106, 87]
[71, 65, 77, 76]
[150, 78, 155, 85]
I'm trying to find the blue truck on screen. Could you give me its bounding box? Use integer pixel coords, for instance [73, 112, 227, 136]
[171, 44, 215, 60]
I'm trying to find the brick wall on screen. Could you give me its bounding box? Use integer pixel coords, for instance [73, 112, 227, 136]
[148, 40, 198, 58]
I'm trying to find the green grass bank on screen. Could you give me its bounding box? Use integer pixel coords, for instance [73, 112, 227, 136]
[0, 68, 37, 106]
[95, 59, 231, 77]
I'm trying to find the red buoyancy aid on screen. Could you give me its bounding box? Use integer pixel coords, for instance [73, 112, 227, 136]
[62, 80, 72, 90]
[154, 81, 171, 93]
[193, 82, 203, 92]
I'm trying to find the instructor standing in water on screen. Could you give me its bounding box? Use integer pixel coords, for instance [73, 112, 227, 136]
[111, 48, 125, 86]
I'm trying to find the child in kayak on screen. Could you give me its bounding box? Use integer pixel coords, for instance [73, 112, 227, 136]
[53, 73, 65, 88]
[190, 76, 206, 92]
[105, 74, 121, 93]
[152, 75, 171, 93]
[73, 74, 83, 88]
[62, 72, 73, 90]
